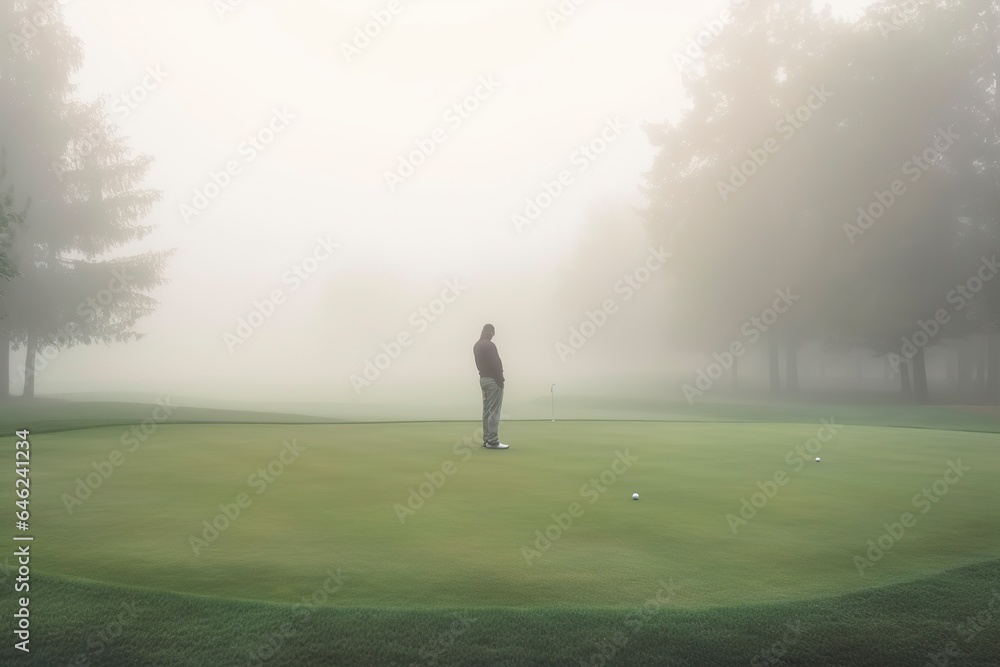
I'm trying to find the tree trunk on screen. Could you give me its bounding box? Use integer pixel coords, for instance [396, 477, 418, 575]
[769, 330, 780, 396]
[944, 346, 957, 389]
[22, 332, 37, 399]
[957, 339, 972, 399]
[0, 330, 8, 399]
[975, 335, 989, 401]
[988, 334, 999, 404]
[785, 336, 799, 393]
[912, 347, 929, 403]
[899, 360, 913, 398]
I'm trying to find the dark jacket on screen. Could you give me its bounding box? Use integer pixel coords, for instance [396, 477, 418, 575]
[473, 335, 504, 387]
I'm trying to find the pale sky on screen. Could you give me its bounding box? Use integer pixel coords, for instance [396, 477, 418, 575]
[27, 0, 874, 413]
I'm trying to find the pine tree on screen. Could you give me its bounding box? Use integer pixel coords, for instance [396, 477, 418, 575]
[1, 2, 170, 398]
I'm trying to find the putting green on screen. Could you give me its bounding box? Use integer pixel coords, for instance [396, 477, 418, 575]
[21, 420, 1000, 609]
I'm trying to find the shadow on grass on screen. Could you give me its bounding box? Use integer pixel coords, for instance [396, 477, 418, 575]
[3, 558, 998, 666]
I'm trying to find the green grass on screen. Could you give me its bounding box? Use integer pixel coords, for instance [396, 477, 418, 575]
[0, 398, 342, 437]
[4, 560, 999, 666]
[1, 401, 998, 664]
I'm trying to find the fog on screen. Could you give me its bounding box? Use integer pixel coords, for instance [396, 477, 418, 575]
[5, 0, 999, 419]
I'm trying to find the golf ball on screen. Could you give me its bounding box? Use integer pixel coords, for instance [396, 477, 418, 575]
[815, 457, 821, 462]
[632, 493, 639, 500]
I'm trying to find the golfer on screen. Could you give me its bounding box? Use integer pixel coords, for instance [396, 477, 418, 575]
[474, 323, 508, 449]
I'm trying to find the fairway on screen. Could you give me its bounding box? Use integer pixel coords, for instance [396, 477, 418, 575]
[26, 419, 1000, 611]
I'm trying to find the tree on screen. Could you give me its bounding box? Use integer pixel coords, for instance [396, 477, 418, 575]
[1, 2, 170, 398]
[642, 2, 846, 396]
[0, 150, 26, 397]
[0, 151, 25, 282]
[643, 0, 998, 404]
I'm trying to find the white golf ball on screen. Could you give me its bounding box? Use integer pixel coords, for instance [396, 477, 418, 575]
[632, 493, 639, 500]
[815, 457, 821, 462]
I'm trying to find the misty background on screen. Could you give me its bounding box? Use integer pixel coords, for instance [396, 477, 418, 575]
[1, 0, 997, 420]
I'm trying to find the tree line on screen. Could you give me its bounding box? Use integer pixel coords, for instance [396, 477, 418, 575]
[642, 0, 1000, 404]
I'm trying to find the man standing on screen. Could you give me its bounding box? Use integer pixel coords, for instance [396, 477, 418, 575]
[474, 323, 508, 449]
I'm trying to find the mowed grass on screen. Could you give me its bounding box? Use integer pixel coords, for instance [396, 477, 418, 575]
[14, 419, 1000, 611]
[6, 560, 1000, 667]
